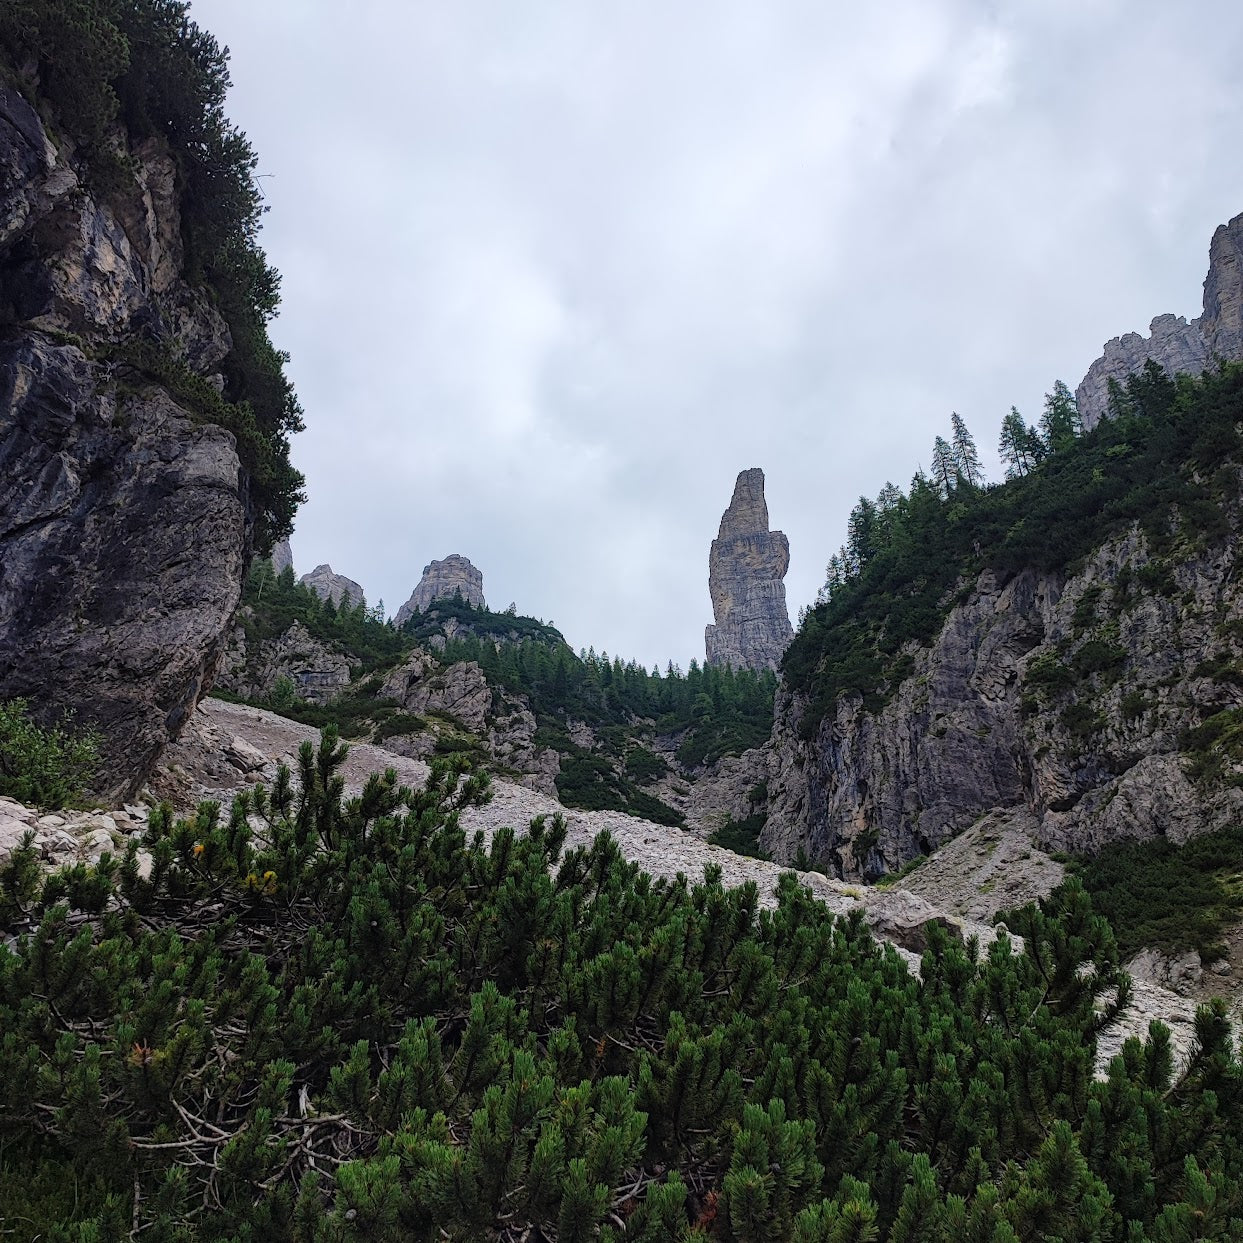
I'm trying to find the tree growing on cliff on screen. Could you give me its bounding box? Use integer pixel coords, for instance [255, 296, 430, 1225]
[998, 406, 1044, 478]
[930, 435, 957, 495]
[950, 411, 984, 486]
[1040, 379, 1082, 453]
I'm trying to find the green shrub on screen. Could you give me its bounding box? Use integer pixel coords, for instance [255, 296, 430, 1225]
[1068, 824, 1243, 958]
[372, 712, 427, 743]
[0, 699, 99, 809]
[708, 813, 770, 860]
[0, 730, 1237, 1240]
[1060, 701, 1105, 741]
[1025, 653, 1075, 695]
[1072, 638, 1127, 679]
[624, 746, 667, 784]
[1072, 585, 1103, 633]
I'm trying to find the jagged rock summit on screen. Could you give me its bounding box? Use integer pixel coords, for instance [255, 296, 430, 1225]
[1076, 210, 1243, 428]
[394, 555, 486, 628]
[298, 564, 365, 608]
[705, 468, 793, 672]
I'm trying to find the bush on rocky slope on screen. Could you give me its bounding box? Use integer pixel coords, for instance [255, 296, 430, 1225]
[0, 698, 99, 810]
[2, 731, 1242, 1239]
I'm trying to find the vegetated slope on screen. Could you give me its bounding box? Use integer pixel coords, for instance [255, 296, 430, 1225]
[767, 364, 1243, 877]
[0, 1, 303, 791]
[3, 736, 1242, 1240]
[214, 563, 776, 827]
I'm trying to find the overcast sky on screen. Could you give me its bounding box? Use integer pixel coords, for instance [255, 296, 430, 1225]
[190, 0, 1243, 670]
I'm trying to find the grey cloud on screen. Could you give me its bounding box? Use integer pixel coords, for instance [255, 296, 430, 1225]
[191, 0, 1243, 667]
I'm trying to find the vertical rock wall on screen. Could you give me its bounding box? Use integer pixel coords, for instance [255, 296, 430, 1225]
[0, 83, 250, 795]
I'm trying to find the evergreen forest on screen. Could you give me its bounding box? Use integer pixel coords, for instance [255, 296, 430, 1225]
[224, 562, 775, 826]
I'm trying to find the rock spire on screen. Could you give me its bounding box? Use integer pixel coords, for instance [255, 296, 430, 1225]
[394, 555, 486, 629]
[1076, 210, 1243, 428]
[705, 469, 793, 672]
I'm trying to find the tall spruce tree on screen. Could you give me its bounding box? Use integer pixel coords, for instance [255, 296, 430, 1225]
[998, 406, 1043, 478]
[949, 412, 984, 486]
[930, 435, 957, 496]
[1040, 379, 1081, 453]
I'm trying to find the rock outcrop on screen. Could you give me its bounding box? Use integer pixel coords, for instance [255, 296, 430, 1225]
[0, 82, 248, 794]
[299, 564, 365, 608]
[215, 619, 355, 706]
[705, 469, 793, 672]
[394, 555, 486, 628]
[764, 522, 1243, 878]
[378, 650, 559, 794]
[270, 539, 294, 576]
[1076, 211, 1243, 429]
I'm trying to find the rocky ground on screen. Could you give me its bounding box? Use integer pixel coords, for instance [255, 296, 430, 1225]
[4, 694, 1240, 1071]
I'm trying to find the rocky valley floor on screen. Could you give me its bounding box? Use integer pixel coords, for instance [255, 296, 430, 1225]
[4, 695, 1240, 1072]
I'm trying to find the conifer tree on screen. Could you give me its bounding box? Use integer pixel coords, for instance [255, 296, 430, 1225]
[1040, 379, 1081, 453]
[998, 407, 1043, 478]
[930, 435, 957, 495]
[950, 412, 984, 487]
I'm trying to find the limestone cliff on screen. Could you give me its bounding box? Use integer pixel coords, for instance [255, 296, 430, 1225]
[270, 539, 294, 576]
[394, 554, 485, 628]
[764, 521, 1243, 879]
[299, 564, 365, 608]
[215, 619, 355, 706]
[705, 469, 793, 672]
[0, 83, 250, 793]
[1077, 211, 1243, 428]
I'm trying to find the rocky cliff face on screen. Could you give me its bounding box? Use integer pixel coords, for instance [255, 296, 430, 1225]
[764, 521, 1243, 878]
[0, 83, 249, 794]
[394, 554, 485, 628]
[299, 564, 365, 608]
[215, 619, 355, 706]
[379, 650, 560, 794]
[705, 469, 793, 672]
[270, 539, 294, 576]
[1076, 212, 1243, 429]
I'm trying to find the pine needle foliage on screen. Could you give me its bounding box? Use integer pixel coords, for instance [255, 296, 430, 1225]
[2, 732, 1242, 1239]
